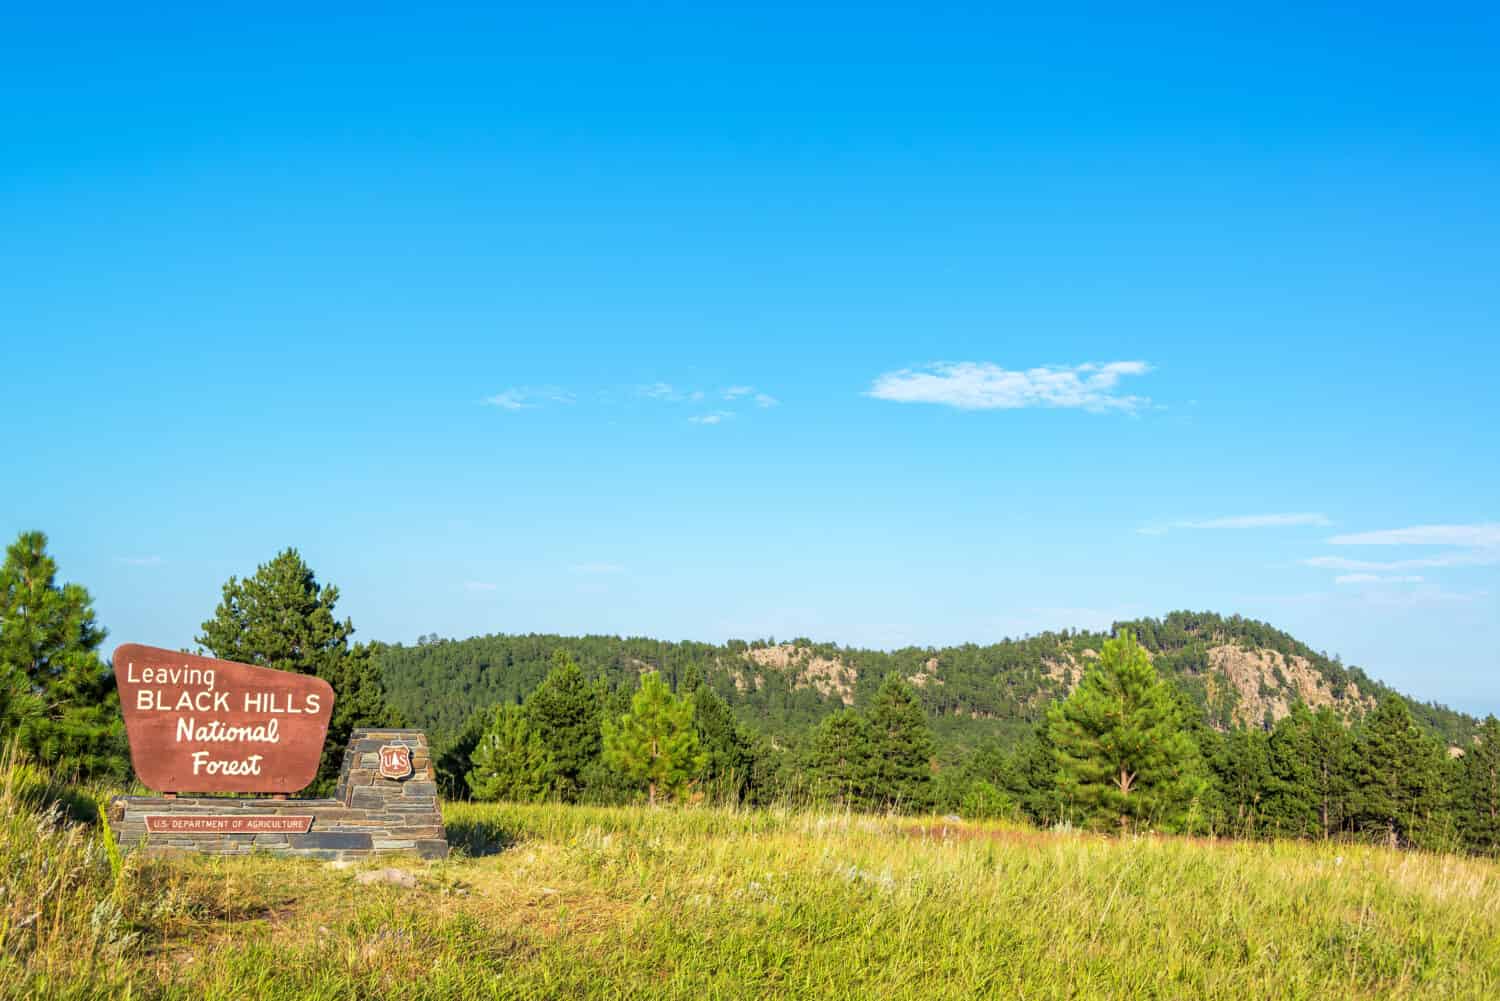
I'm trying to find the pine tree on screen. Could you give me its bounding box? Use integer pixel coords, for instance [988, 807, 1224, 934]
[1353, 696, 1450, 849]
[1305, 706, 1356, 837]
[435, 706, 491, 799]
[1005, 723, 1063, 825]
[466, 704, 554, 802]
[678, 662, 706, 696]
[866, 673, 935, 810]
[579, 682, 638, 804]
[0, 660, 43, 740]
[523, 651, 603, 801]
[602, 671, 705, 805]
[198, 548, 398, 786]
[810, 709, 874, 807]
[0, 530, 127, 779]
[1261, 703, 1320, 838]
[1047, 630, 1202, 832]
[1207, 727, 1273, 837]
[199, 548, 352, 674]
[317, 641, 402, 781]
[691, 682, 755, 802]
[1456, 716, 1500, 855]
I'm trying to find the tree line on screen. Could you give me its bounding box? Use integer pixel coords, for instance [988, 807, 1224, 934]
[985, 632, 1500, 854]
[381, 613, 1478, 758]
[445, 625, 1500, 856]
[450, 651, 938, 811]
[3, 528, 1498, 856]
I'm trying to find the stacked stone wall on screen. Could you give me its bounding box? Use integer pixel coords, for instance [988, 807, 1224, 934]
[108, 728, 448, 862]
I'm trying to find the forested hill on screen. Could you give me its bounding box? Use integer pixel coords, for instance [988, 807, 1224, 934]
[376, 611, 1479, 759]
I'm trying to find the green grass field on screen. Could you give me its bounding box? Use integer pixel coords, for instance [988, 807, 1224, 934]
[5, 763, 1500, 999]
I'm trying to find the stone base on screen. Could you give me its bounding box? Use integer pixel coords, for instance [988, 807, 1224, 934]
[109, 728, 447, 862]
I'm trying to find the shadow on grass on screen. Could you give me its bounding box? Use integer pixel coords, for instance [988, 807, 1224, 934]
[1, 757, 101, 824]
[444, 815, 520, 858]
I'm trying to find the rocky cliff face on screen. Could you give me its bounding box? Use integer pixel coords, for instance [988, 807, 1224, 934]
[741, 644, 857, 705]
[1201, 644, 1374, 729]
[735, 636, 1380, 733]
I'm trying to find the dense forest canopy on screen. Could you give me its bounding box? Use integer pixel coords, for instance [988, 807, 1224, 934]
[376, 610, 1478, 759]
[378, 615, 1499, 853]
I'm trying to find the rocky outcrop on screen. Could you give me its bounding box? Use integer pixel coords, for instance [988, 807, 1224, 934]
[731, 635, 1383, 735]
[744, 645, 857, 705]
[908, 657, 943, 688]
[1203, 645, 1375, 729]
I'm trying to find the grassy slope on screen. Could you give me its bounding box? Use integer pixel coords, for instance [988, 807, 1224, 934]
[7, 778, 1500, 1000]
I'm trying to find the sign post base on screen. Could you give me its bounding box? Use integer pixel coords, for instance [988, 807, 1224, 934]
[108, 728, 448, 862]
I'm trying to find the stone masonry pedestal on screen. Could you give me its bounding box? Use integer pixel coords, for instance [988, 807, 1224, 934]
[108, 728, 448, 862]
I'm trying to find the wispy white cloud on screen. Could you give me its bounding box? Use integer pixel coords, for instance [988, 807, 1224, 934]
[484, 390, 529, 410]
[1357, 588, 1490, 608]
[1303, 554, 1496, 571]
[689, 411, 733, 425]
[1139, 512, 1330, 535]
[483, 386, 574, 410]
[719, 386, 778, 407]
[490, 381, 795, 415]
[638, 382, 704, 402]
[116, 556, 163, 567]
[1327, 523, 1500, 548]
[1305, 521, 1500, 574]
[463, 580, 497, 592]
[640, 382, 679, 400]
[1335, 573, 1425, 585]
[868, 360, 1151, 413]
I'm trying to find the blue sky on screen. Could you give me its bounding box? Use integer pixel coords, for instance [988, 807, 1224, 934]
[3, 4, 1497, 713]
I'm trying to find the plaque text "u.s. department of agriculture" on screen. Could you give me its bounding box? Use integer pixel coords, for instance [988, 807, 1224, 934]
[143, 815, 314, 834]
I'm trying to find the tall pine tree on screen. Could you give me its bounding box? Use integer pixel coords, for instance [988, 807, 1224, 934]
[198, 548, 399, 786]
[810, 708, 875, 807]
[1353, 696, 1450, 849]
[690, 681, 756, 802]
[1456, 715, 1500, 855]
[436, 707, 491, 799]
[1305, 706, 1356, 837]
[523, 651, 604, 802]
[602, 672, 705, 805]
[1047, 630, 1203, 832]
[467, 704, 554, 802]
[1005, 723, 1063, 825]
[1206, 727, 1272, 837]
[1261, 703, 1320, 838]
[0, 530, 126, 779]
[866, 673, 935, 811]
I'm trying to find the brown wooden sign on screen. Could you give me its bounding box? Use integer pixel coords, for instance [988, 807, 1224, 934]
[145, 815, 314, 834]
[114, 643, 334, 794]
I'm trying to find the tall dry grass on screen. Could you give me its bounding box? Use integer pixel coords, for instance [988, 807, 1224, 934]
[2, 752, 1498, 999]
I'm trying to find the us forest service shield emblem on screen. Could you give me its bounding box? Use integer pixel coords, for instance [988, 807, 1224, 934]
[378, 744, 413, 780]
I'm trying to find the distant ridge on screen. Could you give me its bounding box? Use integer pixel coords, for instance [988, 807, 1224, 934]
[376, 610, 1479, 755]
